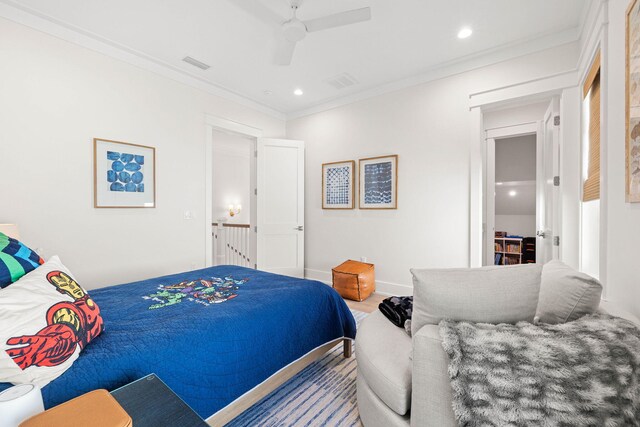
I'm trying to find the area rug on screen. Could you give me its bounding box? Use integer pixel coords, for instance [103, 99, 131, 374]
[227, 309, 368, 427]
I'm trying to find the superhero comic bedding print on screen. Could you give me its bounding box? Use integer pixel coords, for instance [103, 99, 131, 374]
[0, 265, 356, 418]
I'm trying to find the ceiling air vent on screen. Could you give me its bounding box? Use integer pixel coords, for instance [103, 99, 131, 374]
[325, 73, 358, 90]
[182, 56, 211, 70]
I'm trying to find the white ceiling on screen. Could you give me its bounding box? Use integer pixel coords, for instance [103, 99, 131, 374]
[495, 181, 536, 215]
[5, 0, 588, 116]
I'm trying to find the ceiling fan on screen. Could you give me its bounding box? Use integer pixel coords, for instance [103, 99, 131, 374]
[237, 0, 372, 66]
[276, 0, 371, 65]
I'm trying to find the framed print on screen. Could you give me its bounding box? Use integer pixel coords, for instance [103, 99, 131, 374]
[322, 160, 355, 209]
[359, 155, 398, 209]
[93, 138, 156, 208]
[627, 0, 640, 202]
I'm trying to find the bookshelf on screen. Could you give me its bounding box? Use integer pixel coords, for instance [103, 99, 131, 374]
[494, 237, 523, 265]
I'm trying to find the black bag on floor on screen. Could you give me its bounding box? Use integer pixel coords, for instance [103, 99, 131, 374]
[378, 296, 413, 328]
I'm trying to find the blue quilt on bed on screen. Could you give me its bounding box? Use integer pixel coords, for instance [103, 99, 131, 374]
[0, 266, 356, 418]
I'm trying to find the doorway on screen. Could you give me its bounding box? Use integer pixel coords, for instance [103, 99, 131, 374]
[204, 115, 306, 278]
[492, 135, 537, 265]
[482, 98, 561, 266]
[211, 129, 256, 268]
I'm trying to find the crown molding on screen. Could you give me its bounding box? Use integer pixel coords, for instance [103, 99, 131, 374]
[0, 0, 590, 123]
[0, 0, 286, 121]
[286, 27, 581, 120]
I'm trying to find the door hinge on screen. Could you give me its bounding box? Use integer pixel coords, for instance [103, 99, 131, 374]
[254, 150, 258, 157]
[254, 264, 257, 269]
[553, 236, 560, 246]
[553, 176, 560, 186]
[254, 226, 257, 233]
[254, 188, 257, 196]
[554, 115, 560, 126]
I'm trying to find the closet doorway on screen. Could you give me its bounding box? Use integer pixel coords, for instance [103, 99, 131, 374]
[491, 134, 537, 265]
[483, 98, 560, 266]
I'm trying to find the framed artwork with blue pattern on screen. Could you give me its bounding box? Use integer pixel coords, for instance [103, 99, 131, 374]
[94, 138, 156, 208]
[322, 160, 355, 209]
[359, 155, 398, 209]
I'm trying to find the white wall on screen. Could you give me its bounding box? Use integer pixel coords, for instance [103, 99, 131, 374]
[581, 200, 600, 279]
[495, 215, 536, 237]
[212, 131, 252, 225]
[601, 0, 640, 316]
[495, 135, 537, 183]
[288, 43, 579, 294]
[0, 18, 285, 288]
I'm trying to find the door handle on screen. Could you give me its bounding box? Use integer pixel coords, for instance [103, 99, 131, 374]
[536, 230, 547, 238]
[294, 226, 304, 231]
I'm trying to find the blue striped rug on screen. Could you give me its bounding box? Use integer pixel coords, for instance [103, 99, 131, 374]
[227, 310, 368, 427]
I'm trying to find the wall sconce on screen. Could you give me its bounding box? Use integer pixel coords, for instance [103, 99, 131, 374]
[228, 204, 242, 217]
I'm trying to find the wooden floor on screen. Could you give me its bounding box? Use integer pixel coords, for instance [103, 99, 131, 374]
[344, 292, 386, 313]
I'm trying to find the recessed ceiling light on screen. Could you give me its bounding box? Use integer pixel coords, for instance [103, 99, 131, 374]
[457, 27, 473, 39]
[294, 88, 304, 96]
[263, 90, 273, 96]
[509, 190, 517, 197]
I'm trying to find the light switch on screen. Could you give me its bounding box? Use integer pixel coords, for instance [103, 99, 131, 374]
[183, 210, 194, 220]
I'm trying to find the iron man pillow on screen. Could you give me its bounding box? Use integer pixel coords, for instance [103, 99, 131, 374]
[0, 256, 104, 387]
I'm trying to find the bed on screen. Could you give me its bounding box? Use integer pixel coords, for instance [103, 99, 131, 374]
[0, 265, 356, 423]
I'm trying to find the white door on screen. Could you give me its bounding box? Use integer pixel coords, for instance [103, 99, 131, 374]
[484, 138, 496, 266]
[256, 138, 305, 277]
[538, 98, 561, 263]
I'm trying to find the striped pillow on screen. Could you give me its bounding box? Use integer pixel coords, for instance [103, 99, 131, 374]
[0, 232, 44, 289]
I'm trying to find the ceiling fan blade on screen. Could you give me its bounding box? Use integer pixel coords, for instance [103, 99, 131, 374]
[275, 38, 297, 65]
[303, 7, 371, 33]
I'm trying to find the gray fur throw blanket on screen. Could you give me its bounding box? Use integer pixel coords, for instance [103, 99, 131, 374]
[439, 314, 640, 426]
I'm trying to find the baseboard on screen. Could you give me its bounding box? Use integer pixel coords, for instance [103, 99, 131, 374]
[304, 268, 413, 296]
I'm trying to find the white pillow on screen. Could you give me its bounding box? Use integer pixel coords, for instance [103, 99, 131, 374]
[0, 256, 104, 387]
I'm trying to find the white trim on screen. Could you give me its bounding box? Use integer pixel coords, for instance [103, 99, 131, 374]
[575, 0, 608, 297]
[469, 70, 578, 110]
[204, 114, 263, 138]
[288, 32, 580, 120]
[0, 0, 285, 120]
[304, 268, 413, 296]
[484, 137, 496, 266]
[486, 122, 539, 140]
[205, 115, 263, 267]
[469, 108, 484, 267]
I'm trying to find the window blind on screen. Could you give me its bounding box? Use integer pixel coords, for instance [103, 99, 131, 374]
[583, 52, 601, 202]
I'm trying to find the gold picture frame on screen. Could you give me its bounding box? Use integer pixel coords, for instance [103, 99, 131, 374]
[626, 0, 640, 202]
[93, 138, 156, 208]
[359, 155, 398, 210]
[322, 160, 355, 209]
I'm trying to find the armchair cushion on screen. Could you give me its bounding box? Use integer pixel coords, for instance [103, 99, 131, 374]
[410, 264, 542, 335]
[355, 310, 412, 415]
[535, 260, 602, 324]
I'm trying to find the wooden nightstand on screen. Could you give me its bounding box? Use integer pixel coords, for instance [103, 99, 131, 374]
[110, 374, 207, 427]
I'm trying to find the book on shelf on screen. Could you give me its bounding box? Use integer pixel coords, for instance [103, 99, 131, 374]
[504, 256, 521, 265]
